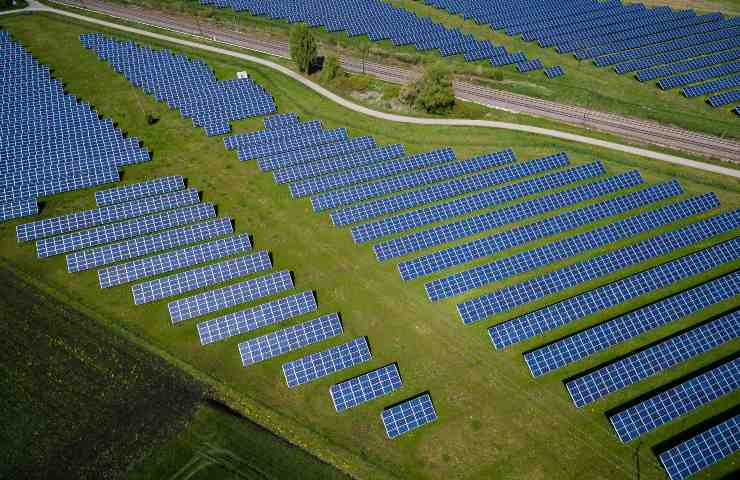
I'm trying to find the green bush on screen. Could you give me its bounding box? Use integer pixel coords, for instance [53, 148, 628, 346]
[320, 55, 342, 83]
[289, 24, 318, 73]
[414, 64, 455, 114]
[382, 85, 400, 101]
[491, 70, 504, 81]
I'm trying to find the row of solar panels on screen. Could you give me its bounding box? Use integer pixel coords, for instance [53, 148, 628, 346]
[224, 111, 738, 480]
[0, 32, 150, 223]
[14, 160, 436, 439]
[80, 33, 276, 136]
[198, 0, 545, 73]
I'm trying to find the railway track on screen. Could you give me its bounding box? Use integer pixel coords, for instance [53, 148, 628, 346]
[47, 0, 740, 162]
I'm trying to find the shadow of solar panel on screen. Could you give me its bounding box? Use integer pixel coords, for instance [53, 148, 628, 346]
[37, 203, 216, 258]
[283, 337, 371, 388]
[366, 161, 609, 253]
[0, 198, 38, 222]
[659, 414, 740, 480]
[225, 120, 322, 151]
[400, 176, 672, 281]
[441, 193, 721, 307]
[17, 188, 199, 242]
[99, 233, 251, 288]
[310, 148, 458, 210]
[197, 291, 317, 344]
[610, 358, 740, 443]
[236, 128, 348, 161]
[331, 364, 402, 412]
[381, 393, 437, 439]
[132, 251, 271, 304]
[524, 269, 740, 378]
[66, 217, 233, 272]
[238, 312, 342, 366]
[169, 269, 293, 323]
[567, 310, 740, 408]
[492, 237, 740, 351]
[289, 147, 459, 198]
[258, 136, 376, 172]
[94, 176, 185, 207]
[328, 152, 567, 225]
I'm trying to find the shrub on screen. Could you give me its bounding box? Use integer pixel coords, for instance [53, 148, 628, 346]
[320, 55, 342, 83]
[382, 85, 400, 101]
[491, 70, 504, 81]
[289, 24, 318, 73]
[414, 64, 455, 114]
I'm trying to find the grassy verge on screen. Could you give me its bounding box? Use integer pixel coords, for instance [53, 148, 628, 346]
[1, 11, 739, 480]
[94, 0, 740, 140]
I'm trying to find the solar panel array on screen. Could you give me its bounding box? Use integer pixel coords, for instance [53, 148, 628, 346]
[132, 251, 271, 304]
[381, 393, 438, 439]
[169, 269, 293, 323]
[0, 31, 149, 221]
[263, 112, 299, 130]
[524, 269, 740, 378]
[99, 234, 252, 288]
[544, 65, 565, 78]
[199, 0, 540, 70]
[331, 364, 402, 412]
[258, 136, 377, 172]
[658, 61, 740, 90]
[636, 49, 740, 82]
[610, 357, 740, 443]
[283, 337, 371, 388]
[707, 89, 740, 107]
[238, 312, 343, 366]
[239, 128, 348, 161]
[490, 236, 740, 351]
[659, 414, 740, 480]
[566, 310, 740, 408]
[683, 74, 740, 97]
[80, 33, 276, 136]
[95, 176, 185, 207]
[225, 120, 323, 151]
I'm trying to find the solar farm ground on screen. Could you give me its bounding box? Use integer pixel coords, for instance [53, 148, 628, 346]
[94, 0, 740, 141]
[1, 11, 739, 480]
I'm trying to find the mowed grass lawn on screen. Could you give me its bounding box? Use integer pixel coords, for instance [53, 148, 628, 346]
[1, 12, 739, 480]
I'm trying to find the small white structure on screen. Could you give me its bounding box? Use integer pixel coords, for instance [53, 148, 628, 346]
[236, 71, 249, 79]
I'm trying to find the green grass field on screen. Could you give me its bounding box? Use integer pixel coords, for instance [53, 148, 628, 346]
[1, 11, 739, 480]
[97, 0, 740, 141]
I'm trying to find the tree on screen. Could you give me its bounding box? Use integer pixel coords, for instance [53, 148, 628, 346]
[290, 24, 318, 74]
[320, 55, 342, 83]
[413, 64, 455, 114]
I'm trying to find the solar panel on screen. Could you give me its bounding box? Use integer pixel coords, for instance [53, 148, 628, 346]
[66, 217, 233, 272]
[132, 251, 271, 304]
[610, 358, 740, 443]
[169, 269, 293, 323]
[490, 236, 740, 350]
[524, 269, 740, 378]
[544, 65, 564, 78]
[282, 337, 371, 388]
[566, 310, 740, 408]
[263, 112, 299, 130]
[439, 192, 719, 306]
[330, 364, 402, 412]
[2, 166, 120, 204]
[226, 120, 322, 150]
[94, 176, 185, 207]
[197, 290, 317, 344]
[659, 414, 740, 480]
[37, 203, 216, 258]
[0, 198, 38, 222]
[17, 188, 200, 242]
[370, 161, 608, 258]
[236, 128, 348, 161]
[257, 136, 376, 172]
[381, 393, 437, 439]
[399, 179, 676, 281]
[327, 152, 567, 225]
[99, 233, 251, 288]
[238, 312, 342, 366]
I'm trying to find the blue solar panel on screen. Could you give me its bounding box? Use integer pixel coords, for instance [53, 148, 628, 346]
[437, 193, 719, 305]
[98, 234, 251, 288]
[707, 89, 740, 107]
[659, 414, 740, 480]
[132, 251, 271, 304]
[566, 310, 740, 408]
[36, 203, 216, 258]
[66, 217, 233, 272]
[400, 178, 676, 281]
[225, 120, 322, 151]
[236, 128, 348, 161]
[197, 291, 318, 344]
[0, 198, 38, 222]
[330, 364, 402, 412]
[658, 61, 740, 89]
[17, 188, 200, 242]
[258, 136, 376, 172]
[282, 337, 371, 388]
[683, 73, 740, 97]
[238, 312, 342, 366]
[381, 393, 437, 439]
[263, 112, 299, 130]
[2, 166, 120, 204]
[370, 161, 608, 259]
[328, 152, 567, 226]
[94, 176, 185, 207]
[544, 65, 564, 78]
[524, 269, 740, 378]
[610, 358, 740, 443]
[490, 236, 740, 350]
[169, 269, 293, 323]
